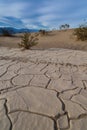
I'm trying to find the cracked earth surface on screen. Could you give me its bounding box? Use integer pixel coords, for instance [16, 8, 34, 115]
[0, 47, 87, 130]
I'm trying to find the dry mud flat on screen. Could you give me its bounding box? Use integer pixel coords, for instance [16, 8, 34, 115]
[0, 47, 87, 130]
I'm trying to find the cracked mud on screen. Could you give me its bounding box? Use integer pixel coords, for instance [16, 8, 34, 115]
[0, 47, 87, 130]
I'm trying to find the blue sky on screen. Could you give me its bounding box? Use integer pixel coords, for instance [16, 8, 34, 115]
[0, 0, 87, 29]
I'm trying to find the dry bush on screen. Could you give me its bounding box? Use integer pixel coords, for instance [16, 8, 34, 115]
[59, 24, 70, 30]
[74, 24, 87, 41]
[18, 33, 39, 49]
[1, 28, 13, 36]
[39, 29, 48, 36]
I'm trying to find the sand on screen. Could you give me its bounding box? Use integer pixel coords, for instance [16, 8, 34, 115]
[0, 29, 87, 51]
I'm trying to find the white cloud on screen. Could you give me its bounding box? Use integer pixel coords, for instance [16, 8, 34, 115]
[0, 16, 25, 28]
[38, 14, 57, 22]
[25, 24, 40, 29]
[0, 2, 30, 18]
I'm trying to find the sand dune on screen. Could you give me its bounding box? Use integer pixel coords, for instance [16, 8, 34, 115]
[0, 29, 87, 51]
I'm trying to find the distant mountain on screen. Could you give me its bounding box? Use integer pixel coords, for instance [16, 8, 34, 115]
[0, 27, 39, 34]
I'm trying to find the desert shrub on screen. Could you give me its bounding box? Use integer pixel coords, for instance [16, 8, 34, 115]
[39, 29, 47, 36]
[59, 24, 70, 30]
[74, 25, 87, 41]
[1, 28, 13, 36]
[18, 33, 38, 49]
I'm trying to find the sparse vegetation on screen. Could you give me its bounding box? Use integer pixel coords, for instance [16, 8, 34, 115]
[59, 24, 70, 30]
[18, 33, 39, 49]
[39, 29, 48, 36]
[1, 28, 13, 36]
[74, 24, 87, 41]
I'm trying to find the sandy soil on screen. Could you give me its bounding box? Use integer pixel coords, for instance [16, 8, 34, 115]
[0, 29, 87, 51]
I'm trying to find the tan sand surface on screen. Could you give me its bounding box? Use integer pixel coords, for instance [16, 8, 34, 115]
[0, 29, 87, 51]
